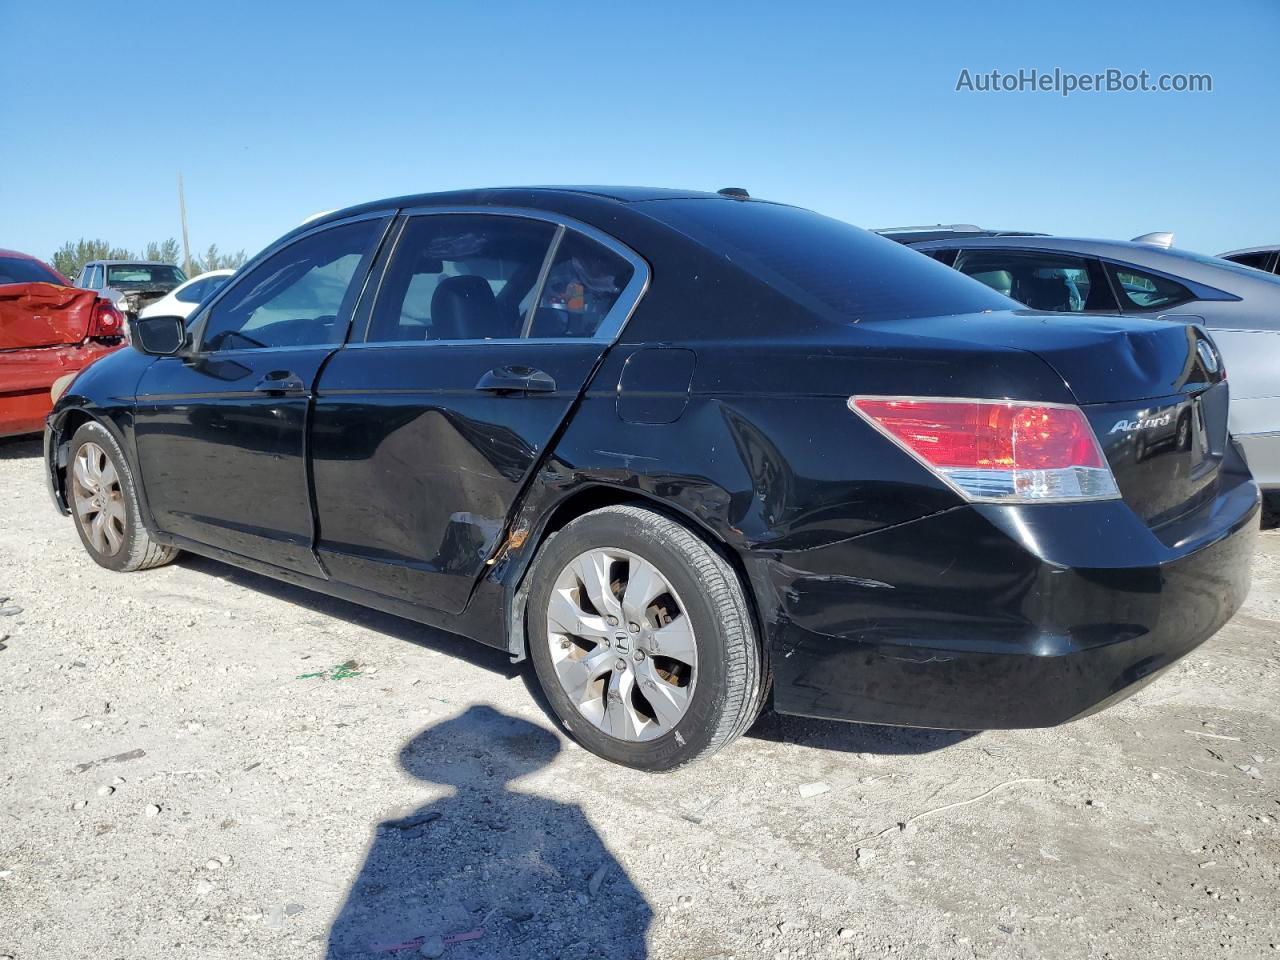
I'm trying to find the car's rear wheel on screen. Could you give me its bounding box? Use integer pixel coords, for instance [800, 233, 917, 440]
[68, 421, 178, 572]
[527, 504, 765, 770]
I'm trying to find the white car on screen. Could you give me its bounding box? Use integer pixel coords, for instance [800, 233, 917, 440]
[138, 269, 234, 320]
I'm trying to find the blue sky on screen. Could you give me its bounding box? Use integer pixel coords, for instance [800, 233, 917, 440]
[3, 0, 1276, 263]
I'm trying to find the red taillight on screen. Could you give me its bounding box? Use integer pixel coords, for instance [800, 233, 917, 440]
[90, 301, 124, 338]
[849, 396, 1119, 503]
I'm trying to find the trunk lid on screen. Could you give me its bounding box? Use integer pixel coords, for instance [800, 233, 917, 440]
[881, 310, 1229, 526]
[0, 282, 98, 349]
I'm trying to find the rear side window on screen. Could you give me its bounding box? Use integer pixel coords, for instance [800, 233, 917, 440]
[646, 200, 1011, 322]
[176, 275, 228, 304]
[1108, 264, 1194, 311]
[1223, 251, 1271, 271]
[367, 215, 558, 342]
[527, 231, 635, 338]
[201, 218, 384, 351]
[954, 250, 1117, 312]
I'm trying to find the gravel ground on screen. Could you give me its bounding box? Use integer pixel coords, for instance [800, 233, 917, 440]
[1, 433, 1278, 960]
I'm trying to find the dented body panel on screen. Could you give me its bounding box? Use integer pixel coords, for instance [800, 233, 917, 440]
[1, 279, 124, 437]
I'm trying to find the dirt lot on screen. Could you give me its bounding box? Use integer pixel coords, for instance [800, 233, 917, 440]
[1, 434, 1277, 960]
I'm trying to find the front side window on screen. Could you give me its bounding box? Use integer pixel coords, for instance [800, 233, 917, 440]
[83, 265, 102, 289]
[367, 215, 557, 343]
[954, 250, 1115, 312]
[201, 218, 384, 351]
[1108, 264, 1193, 311]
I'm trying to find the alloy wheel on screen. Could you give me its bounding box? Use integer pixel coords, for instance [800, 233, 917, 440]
[71, 441, 126, 556]
[545, 548, 698, 742]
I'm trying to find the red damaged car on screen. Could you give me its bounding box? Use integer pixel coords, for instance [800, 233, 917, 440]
[0, 249, 126, 437]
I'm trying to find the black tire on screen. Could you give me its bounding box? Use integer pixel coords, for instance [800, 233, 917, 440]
[67, 421, 178, 572]
[527, 504, 764, 771]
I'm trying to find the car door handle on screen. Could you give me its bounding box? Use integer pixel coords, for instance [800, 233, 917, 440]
[253, 371, 306, 394]
[474, 365, 556, 394]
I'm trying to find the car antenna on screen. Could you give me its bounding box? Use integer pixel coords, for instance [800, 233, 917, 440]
[717, 187, 751, 199]
[1131, 231, 1174, 248]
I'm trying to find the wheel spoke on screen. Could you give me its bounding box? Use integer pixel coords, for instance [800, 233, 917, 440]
[637, 659, 691, 729]
[547, 587, 612, 640]
[102, 514, 124, 552]
[571, 550, 622, 619]
[105, 496, 127, 526]
[90, 511, 108, 553]
[99, 459, 118, 490]
[603, 669, 645, 740]
[621, 559, 666, 625]
[73, 493, 97, 520]
[650, 615, 696, 664]
[552, 644, 616, 707]
[73, 453, 94, 490]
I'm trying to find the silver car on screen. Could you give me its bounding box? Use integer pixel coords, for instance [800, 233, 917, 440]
[1219, 245, 1280, 275]
[910, 235, 1280, 495]
[74, 260, 188, 319]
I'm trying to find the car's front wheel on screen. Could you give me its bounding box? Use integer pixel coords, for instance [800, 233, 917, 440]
[527, 504, 765, 770]
[67, 421, 178, 572]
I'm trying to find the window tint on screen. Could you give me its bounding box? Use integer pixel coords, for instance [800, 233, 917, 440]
[175, 275, 228, 304]
[367, 215, 556, 342]
[86, 265, 102, 289]
[106, 264, 186, 286]
[526, 231, 634, 338]
[1224, 251, 1271, 271]
[646, 199, 1011, 322]
[0, 256, 62, 285]
[1109, 264, 1193, 311]
[201, 219, 383, 351]
[954, 250, 1114, 312]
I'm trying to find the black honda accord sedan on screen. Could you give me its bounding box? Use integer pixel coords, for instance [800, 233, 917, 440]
[44, 186, 1259, 770]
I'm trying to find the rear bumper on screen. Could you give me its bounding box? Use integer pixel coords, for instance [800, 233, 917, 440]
[1235, 430, 1280, 490]
[0, 341, 121, 437]
[761, 471, 1259, 729]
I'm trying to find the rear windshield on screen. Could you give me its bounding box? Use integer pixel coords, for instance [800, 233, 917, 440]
[0, 256, 62, 285]
[646, 200, 1012, 322]
[106, 264, 186, 286]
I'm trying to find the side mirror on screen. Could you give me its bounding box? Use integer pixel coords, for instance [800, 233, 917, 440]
[129, 315, 188, 356]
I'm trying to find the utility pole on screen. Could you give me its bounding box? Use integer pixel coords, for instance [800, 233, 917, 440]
[177, 172, 192, 276]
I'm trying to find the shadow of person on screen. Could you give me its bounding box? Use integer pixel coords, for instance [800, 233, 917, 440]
[326, 706, 650, 959]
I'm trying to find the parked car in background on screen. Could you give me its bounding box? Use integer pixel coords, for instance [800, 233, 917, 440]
[1219, 245, 1280, 275]
[139, 269, 234, 320]
[875, 224, 1046, 245]
[1, 248, 125, 437]
[75, 260, 187, 319]
[43, 187, 1258, 769]
[912, 235, 1280, 496]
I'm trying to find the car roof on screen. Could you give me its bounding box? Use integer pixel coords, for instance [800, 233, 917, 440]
[303, 185, 736, 229]
[85, 260, 177, 266]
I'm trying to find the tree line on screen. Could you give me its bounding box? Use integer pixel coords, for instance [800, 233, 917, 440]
[51, 238, 248, 281]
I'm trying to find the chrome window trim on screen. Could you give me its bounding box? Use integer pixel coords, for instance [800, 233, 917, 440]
[187, 210, 397, 352]
[372, 205, 652, 345]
